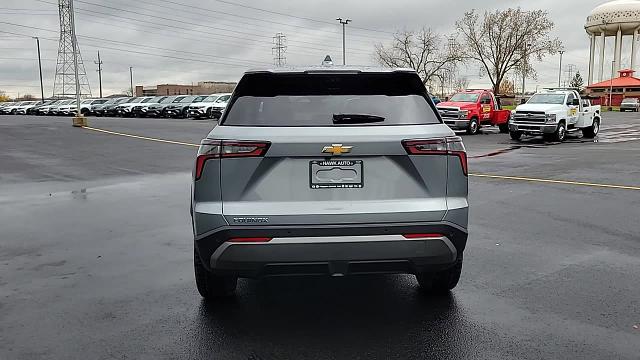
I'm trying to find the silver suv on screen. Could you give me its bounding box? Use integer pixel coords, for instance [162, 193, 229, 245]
[191, 67, 469, 299]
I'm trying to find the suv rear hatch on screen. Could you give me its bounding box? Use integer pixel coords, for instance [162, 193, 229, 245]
[198, 71, 464, 226]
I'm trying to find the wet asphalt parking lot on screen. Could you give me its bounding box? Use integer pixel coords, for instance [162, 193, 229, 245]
[1, 113, 639, 359]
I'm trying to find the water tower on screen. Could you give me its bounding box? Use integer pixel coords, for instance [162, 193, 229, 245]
[585, 0, 640, 85]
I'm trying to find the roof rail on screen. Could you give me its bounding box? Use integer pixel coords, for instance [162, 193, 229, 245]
[542, 87, 580, 91]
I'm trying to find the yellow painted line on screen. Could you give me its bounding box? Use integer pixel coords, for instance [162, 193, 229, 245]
[82, 126, 199, 148]
[470, 173, 640, 191]
[80, 125, 640, 192]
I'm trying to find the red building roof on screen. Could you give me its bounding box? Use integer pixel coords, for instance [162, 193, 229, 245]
[588, 69, 640, 88]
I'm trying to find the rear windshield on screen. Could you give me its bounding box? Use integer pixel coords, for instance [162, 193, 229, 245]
[221, 73, 439, 127]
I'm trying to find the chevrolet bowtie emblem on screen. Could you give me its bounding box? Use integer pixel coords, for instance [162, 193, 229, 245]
[322, 144, 353, 156]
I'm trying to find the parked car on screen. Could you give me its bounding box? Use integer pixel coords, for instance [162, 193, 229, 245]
[209, 93, 232, 119]
[0, 102, 17, 114]
[509, 88, 601, 142]
[35, 100, 63, 115]
[164, 95, 196, 118]
[141, 95, 176, 117]
[131, 96, 168, 117]
[26, 100, 53, 115]
[187, 94, 225, 119]
[79, 98, 110, 116]
[620, 97, 640, 112]
[95, 98, 130, 117]
[57, 101, 78, 116]
[191, 66, 468, 299]
[116, 97, 152, 117]
[13, 101, 39, 115]
[47, 99, 74, 115]
[2, 101, 35, 115]
[145, 96, 181, 117]
[0, 102, 18, 114]
[436, 90, 511, 134]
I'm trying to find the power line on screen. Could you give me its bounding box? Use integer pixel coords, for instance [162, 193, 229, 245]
[137, 0, 383, 44]
[33, 0, 374, 56]
[207, 0, 393, 35]
[0, 21, 272, 66]
[70, 0, 375, 53]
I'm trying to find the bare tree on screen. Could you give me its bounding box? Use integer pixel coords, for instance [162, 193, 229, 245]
[375, 27, 463, 85]
[456, 8, 561, 94]
[454, 76, 470, 91]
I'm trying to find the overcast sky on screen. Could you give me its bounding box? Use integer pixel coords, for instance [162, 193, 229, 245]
[0, 0, 632, 98]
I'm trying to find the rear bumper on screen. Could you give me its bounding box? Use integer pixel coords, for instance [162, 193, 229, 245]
[195, 222, 467, 278]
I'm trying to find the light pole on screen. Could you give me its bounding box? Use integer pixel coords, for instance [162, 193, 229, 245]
[336, 18, 351, 65]
[609, 60, 615, 110]
[129, 66, 134, 97]
[32, 36, 45, 102]
[558, 50, 565, 87]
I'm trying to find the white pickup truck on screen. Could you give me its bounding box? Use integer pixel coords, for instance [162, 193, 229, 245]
[509, 89, 601, 142]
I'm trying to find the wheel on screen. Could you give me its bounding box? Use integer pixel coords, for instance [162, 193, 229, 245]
[194, 246, 237, 299]
[553, 122, 567, 142]
[466, 117, 479, 135]
[498, 123, 509, 133]
[416, 255, 463, 294]
[582, 118, 600, 138]
[206, 108, 212, 119]
[509, 130, 522, 141]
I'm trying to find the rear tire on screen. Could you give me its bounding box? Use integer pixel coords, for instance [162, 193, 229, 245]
[582, 118, 600, 138]
[466, 118, 479, 135]
[194, 246, 237, 299]
[509, 130, 522, 141]
[498, 123, 509, 133]
[416, 255, 463, 294]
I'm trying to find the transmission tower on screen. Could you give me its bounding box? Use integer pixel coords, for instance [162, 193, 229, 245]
[53, 0, 91, 98]
[272, 32, 287, 67]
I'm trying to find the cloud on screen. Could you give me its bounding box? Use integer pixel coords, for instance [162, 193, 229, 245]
[0, 0, 614, 97]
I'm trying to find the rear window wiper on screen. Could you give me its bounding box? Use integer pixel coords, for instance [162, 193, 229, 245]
[332, 114, 385, 124]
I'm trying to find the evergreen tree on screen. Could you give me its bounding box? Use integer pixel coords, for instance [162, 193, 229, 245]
[570, 71, 584, 92]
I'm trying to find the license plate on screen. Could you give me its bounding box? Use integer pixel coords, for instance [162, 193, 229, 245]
[309, 160, 363, 189]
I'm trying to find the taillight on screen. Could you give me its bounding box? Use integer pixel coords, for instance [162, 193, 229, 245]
[221, 141, 270, 158]
[195, 139, 221, 180]
[194, 140, 270, 180]
[402, 137, 467, 176]
[403, 233, 444, 239]
[228, 237, 272, 243]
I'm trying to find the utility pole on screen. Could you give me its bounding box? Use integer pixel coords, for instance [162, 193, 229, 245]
[129, 66, 134, 97]
[272, 32, 287, 67]
[336, 18, 352, 65]
[33, 36, 45, 102]
[558, 50, 565, 87]
[94, 51, 103, 98]
[521, 43, 530, 97]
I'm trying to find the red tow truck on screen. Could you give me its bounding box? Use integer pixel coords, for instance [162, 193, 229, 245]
[436, 89, 511, 135]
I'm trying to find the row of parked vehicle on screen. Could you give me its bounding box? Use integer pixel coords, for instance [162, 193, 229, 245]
[0, 93, 232, 119]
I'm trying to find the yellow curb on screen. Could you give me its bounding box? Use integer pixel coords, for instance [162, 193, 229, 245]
[469, 173, 640, 191]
